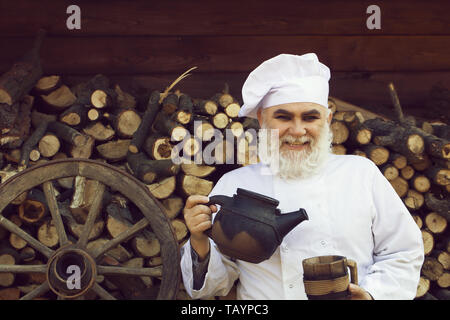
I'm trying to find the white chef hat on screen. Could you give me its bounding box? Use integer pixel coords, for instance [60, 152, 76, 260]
[238, 53, 330, 119]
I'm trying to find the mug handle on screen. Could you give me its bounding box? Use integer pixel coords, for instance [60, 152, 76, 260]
[347, 259, 358, 285]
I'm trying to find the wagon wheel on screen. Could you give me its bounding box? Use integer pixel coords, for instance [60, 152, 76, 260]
[0, 158, 180, 300]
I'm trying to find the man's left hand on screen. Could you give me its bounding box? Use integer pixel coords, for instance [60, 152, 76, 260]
[347, 283, 373, 300]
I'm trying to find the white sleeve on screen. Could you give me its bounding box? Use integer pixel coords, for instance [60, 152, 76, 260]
[180, 172, 241, 299]
[180, 238, 240, 299]
[359, 163, 424, 300]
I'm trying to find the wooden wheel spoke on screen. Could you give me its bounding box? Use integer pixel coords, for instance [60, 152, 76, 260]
[77, 182, 106, 248]
[0, 215, 54, 258]
[98, 265, 162, 277]
[0, 158, 181, 299]
[91, 283, 116, 300]
[91, 218, 149, 259]
[0, 264, 46, 273]
[20, 281, 50, 300]
[43, 181, 69, 246]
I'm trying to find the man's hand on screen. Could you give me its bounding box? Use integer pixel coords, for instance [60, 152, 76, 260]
[347, 283, 373, 300]
[183, 195, 217, 260]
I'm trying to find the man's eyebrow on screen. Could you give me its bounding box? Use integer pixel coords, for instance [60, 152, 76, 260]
[302, 109, 321, 116]
[273, 109, 293, 116]
[272, 109, 322, 116]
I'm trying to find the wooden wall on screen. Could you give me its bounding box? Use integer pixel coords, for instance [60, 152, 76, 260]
[0, 0, 449, 121]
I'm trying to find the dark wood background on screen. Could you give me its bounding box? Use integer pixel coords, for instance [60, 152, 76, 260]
[0, 0, 449, 122]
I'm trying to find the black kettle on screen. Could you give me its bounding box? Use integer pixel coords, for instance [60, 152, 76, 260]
[206, 188, 308, 263]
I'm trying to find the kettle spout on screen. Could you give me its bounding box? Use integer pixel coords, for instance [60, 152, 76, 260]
[275, 208, 309, 241]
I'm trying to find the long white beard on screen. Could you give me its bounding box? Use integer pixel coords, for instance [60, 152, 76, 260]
[258, 121, 333, 180]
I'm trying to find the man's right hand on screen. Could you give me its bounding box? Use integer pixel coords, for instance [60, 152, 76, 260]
[183, 195, 217, 260]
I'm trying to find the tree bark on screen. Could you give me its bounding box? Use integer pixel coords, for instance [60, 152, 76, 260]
[152, 111, 189, 142]
[365, 118, 425, 163]
[59, 104, 87, 127]
[127, 152, 179, 184]
[128, 91, 160, 154]
[424, 192, 450, 222]
[143, 134, 173, 160]
[0, 30, 45, 106]
[193, 99, 218, 116]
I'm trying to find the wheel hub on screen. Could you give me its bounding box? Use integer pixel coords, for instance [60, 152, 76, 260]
[47, 245, 97, 299]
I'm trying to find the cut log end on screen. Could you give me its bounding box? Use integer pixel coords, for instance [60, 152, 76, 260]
[415, 277, 430, 298]
[116, 110, 142, 138]
[38, 134, 60, 158]
[422, 230, 435, 256]
[212, 113, 229, 129]
[175, 111, 192, 125]
[425, 212, 448, 234]
[407, 134, 425, 155]
[204, 101, 218, 115]
[60, 113, 81, 126]
[171, 127, 188, 142]
[37, 220, 59, 248]
[356, 128, 372, 145]
[87, 108, 100, 121]
[224, 103, 241, 118]
[0, 89, 13, 106]
[331, 121, 349, 145]
[19, 199, 46, 224]
[35, 75, 61, 94]
[91, 89, 111, 108]
[41, 85, 77, 109]
[390, 177, 409, 198]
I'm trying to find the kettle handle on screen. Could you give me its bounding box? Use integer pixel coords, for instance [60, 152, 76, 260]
[206, 195, 232, 208]
[203, 195, 232, 238]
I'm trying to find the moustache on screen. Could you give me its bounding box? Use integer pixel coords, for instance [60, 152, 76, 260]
[280, 135, 314, 146]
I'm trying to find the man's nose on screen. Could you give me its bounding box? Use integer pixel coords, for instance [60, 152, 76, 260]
[288, 119, 307, 136]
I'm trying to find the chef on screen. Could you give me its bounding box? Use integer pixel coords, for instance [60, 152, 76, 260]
[180, 53, 424, 300]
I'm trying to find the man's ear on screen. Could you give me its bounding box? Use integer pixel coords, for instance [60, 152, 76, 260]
[327, 109, 332, 124]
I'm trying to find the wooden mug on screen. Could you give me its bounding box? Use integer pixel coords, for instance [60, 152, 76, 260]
[302, 255, 358, 300]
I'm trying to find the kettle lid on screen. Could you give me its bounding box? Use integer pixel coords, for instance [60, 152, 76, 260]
[236, 188, 279, 207]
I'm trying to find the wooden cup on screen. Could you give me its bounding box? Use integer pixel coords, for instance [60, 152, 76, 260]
[302, 255, 358, 300]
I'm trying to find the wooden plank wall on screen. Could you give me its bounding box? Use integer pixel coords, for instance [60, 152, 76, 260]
[0, 0, 449, 121]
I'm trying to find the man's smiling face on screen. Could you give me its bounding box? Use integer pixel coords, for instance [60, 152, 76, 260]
[256, 102, 333, 179]
[257, 102, 332, 152]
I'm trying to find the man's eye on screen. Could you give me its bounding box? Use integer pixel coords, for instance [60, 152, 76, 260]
[304, 116, 320, 121]
[274, 115, 290, 120]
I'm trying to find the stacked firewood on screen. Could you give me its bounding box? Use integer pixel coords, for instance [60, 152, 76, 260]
[328, 87, 449, 300]
[0, 31, 448, 300]
[0, 32, 261, 300]
[0, 72, 258, 299]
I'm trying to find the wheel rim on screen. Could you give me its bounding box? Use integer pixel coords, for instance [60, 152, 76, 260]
[0, 158, 180, 300]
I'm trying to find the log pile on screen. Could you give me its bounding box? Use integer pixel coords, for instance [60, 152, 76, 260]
[0, 35, 448, 300]
[0, 40, 256, 299]
[328, 84, 449, 300]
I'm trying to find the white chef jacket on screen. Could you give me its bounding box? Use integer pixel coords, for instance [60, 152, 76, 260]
[180, 154, 424, 300]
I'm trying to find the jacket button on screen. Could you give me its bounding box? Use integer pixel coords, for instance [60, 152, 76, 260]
[289, 284, 294, 289]
[320, 240, 327, 246]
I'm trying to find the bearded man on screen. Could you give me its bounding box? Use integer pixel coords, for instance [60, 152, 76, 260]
[180, 53, 424, 300]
